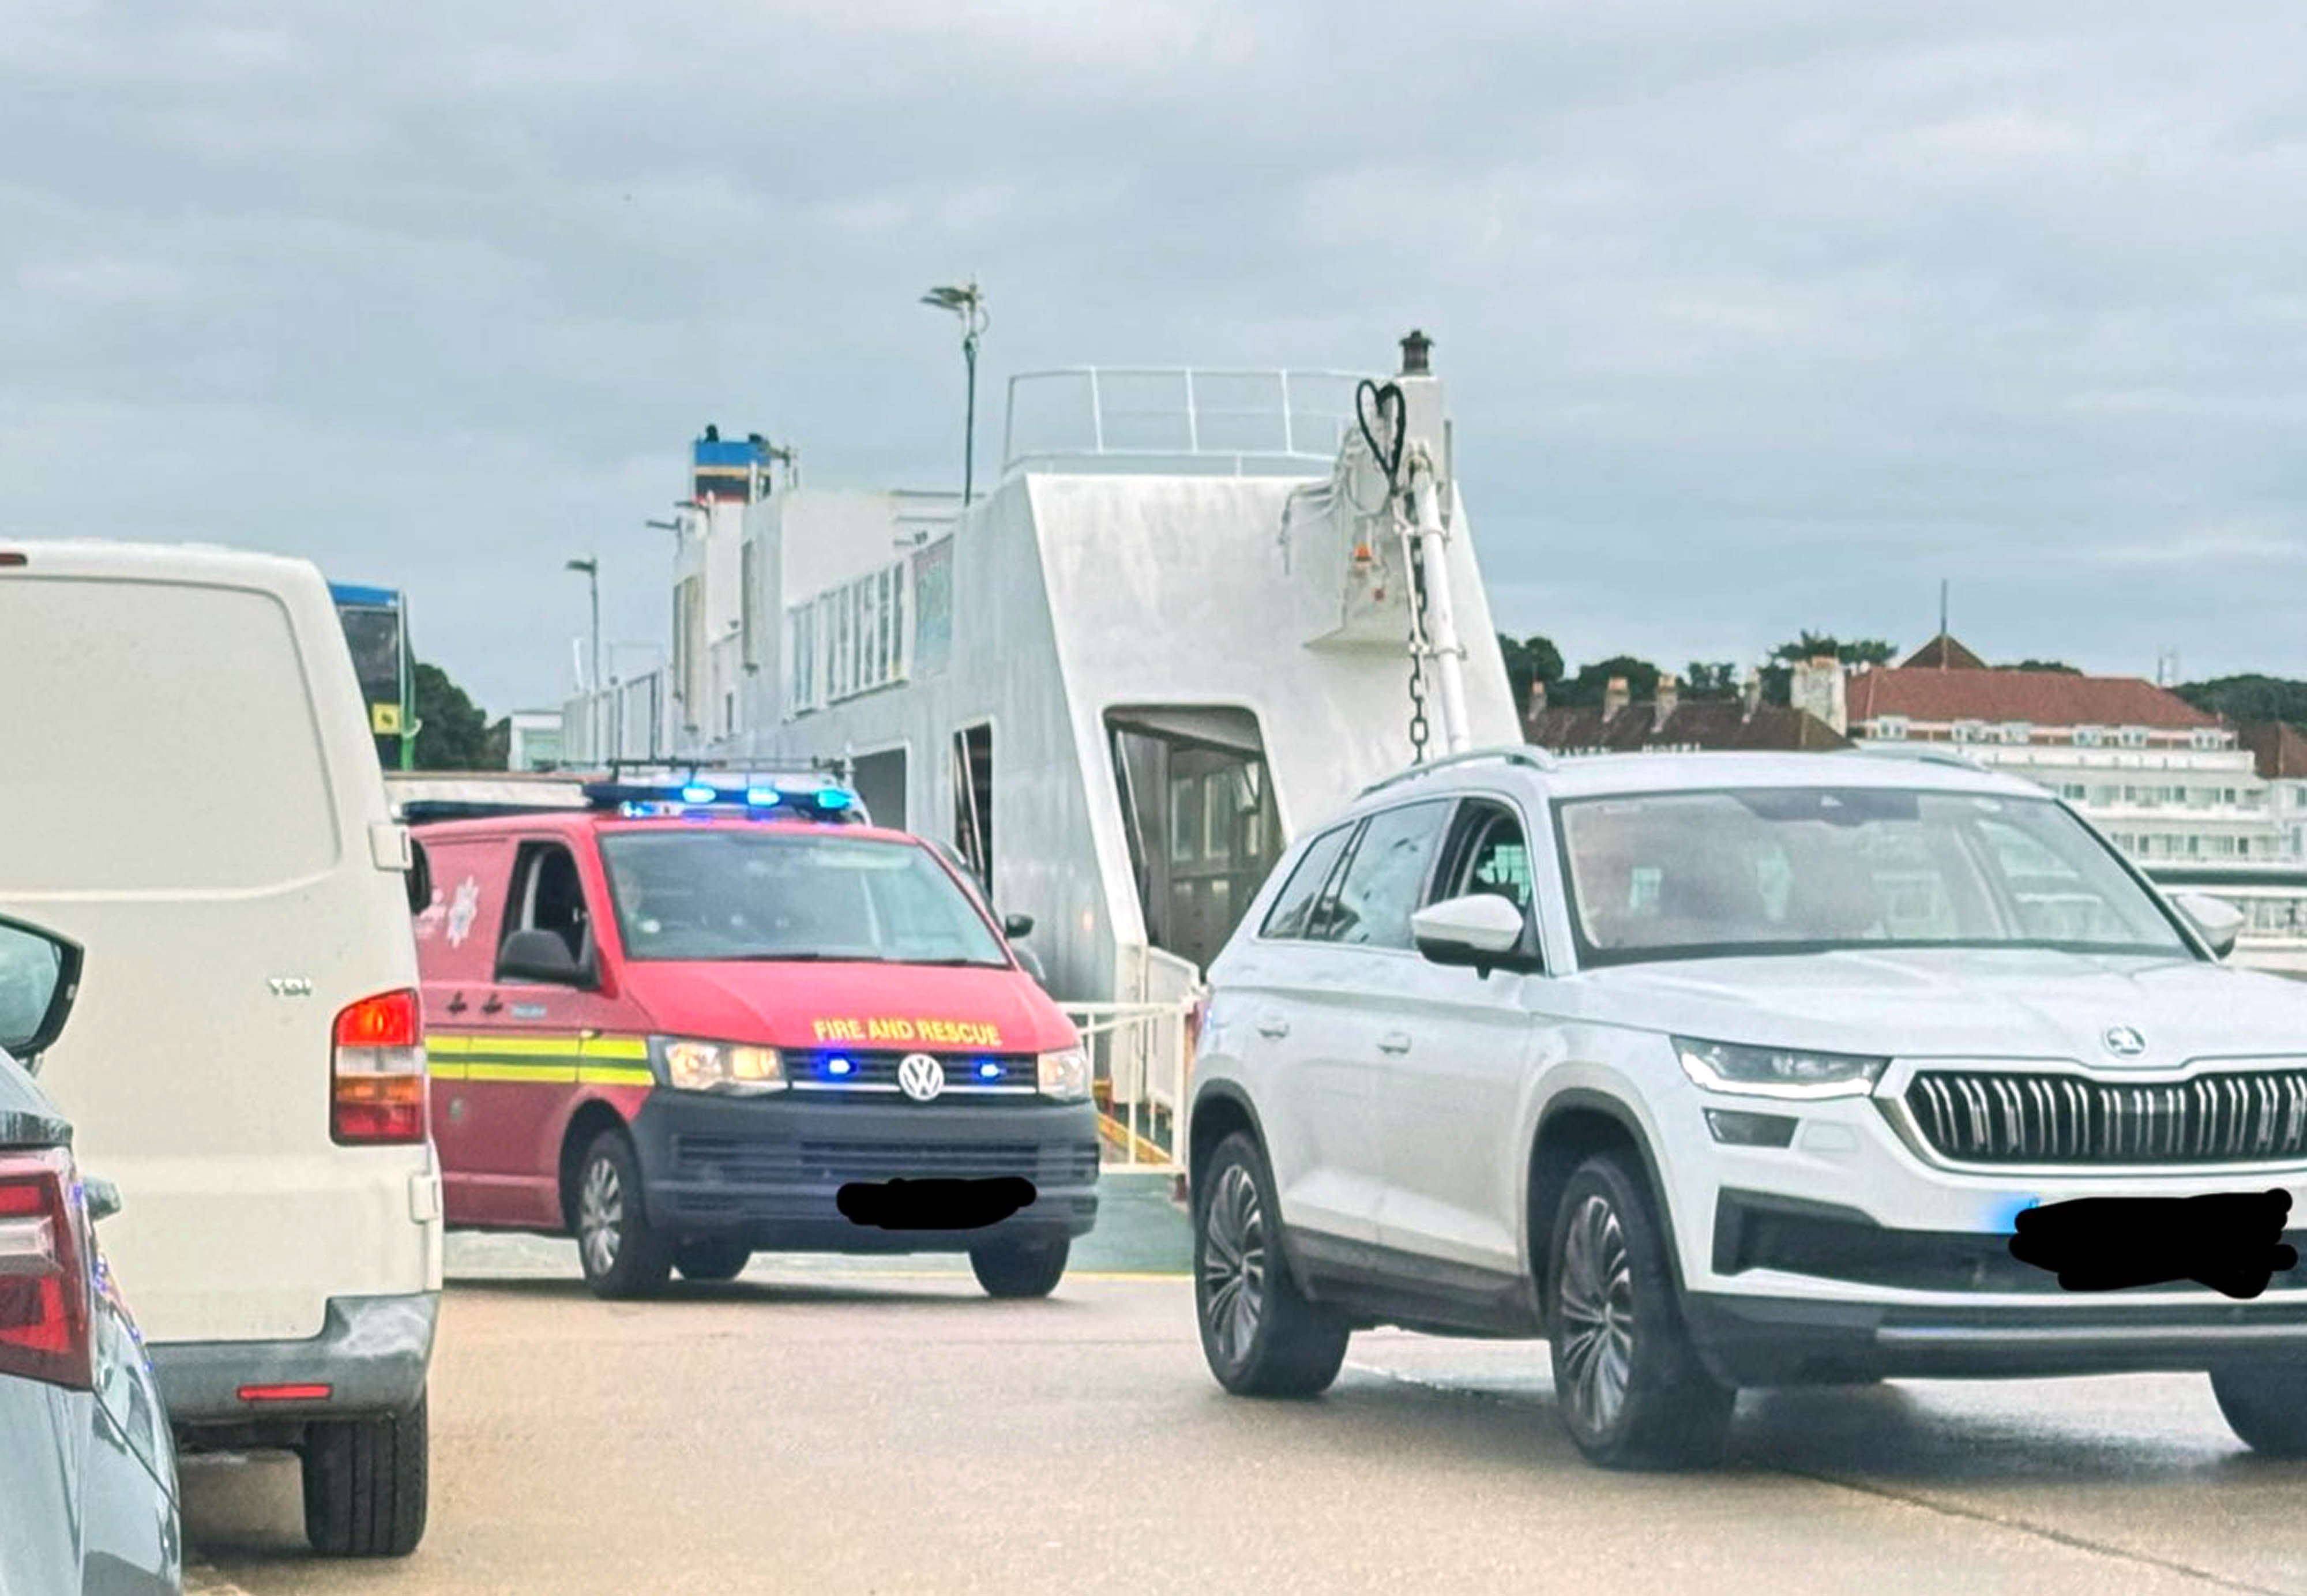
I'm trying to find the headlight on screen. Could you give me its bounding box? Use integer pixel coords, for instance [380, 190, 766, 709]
[1672, 1036, 1888, 1101]
[1036, 1046, 1089, 1101]
[655, 1037, 786, 1096]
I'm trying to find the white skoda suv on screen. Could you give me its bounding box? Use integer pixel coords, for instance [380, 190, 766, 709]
[1186, 746, 2307, 1469]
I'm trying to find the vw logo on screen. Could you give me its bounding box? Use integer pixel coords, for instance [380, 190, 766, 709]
[897, 1053, 946, 1102]
[2103, 1026, 2147, 1058]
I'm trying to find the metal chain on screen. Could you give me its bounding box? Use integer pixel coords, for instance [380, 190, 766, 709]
[1406, 515, 1431, 763]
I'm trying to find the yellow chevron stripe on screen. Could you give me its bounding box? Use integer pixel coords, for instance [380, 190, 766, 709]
[580, 1035, 651, 1062]
[464, 1062, 579, 1083]
[577, 1066, 655, 1086]
[427, 1035, 473, 1057]
[466, 1035, 583, 1057]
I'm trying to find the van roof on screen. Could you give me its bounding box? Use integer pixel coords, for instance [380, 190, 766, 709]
[0, 538, 328, 589]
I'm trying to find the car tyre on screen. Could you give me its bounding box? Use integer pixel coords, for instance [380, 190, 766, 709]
[1545, 1151, 1735, 1470]
[574, 1129, 671, 1300]
[302, 1389, 428, 1558]
[2211, 1366, 2307, 1456]
[1194, 1131, 1350, 1398]
[970, 1238, 1070, 1298]
[674, 1240, 752, 1283]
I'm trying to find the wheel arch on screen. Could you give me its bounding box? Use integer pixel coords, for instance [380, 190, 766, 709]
[557, 1098, 633, 1233]
[1526, 1090, 1688, 1301]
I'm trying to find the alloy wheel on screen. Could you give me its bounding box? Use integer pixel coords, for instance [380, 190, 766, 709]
[1557, 1193, 1636, 1436]
[1200, 1162, 1267, 1366]
[579, 1155, 623, 1277]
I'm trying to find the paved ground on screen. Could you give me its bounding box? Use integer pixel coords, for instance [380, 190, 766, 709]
[183, 1187, 2307, 1595]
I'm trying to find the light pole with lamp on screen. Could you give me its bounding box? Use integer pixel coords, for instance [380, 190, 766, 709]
[920, 279, 989, 506]
[566, 557, 601, 759]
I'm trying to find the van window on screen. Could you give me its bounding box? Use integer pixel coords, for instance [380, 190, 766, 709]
[598, 830, 1007, 967]
[502, 843, 593, 966]
[0, 579, 338, 892]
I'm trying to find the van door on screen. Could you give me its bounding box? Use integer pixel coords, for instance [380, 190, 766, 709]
[414, 836, 513, 1225]
[465, 836, 632, 1230]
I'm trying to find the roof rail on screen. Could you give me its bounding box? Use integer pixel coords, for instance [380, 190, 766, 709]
[1357, 745, 1558, 800]
[1840, 745, 1989, 773]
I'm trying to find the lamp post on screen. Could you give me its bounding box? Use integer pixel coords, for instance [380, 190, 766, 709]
[566, 557, 600, 757]
[921, 279, 989, 506]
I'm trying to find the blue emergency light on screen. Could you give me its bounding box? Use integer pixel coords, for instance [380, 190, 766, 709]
[582, 772, 865, 824]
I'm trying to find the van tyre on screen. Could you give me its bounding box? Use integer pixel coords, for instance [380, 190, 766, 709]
[2211, 1366, 2307, 1456]
[675, 1240, 752, 1283]
[970, 1238, 1070, 1298]
[1545, 1151, 1735, 1470]
[1194, 1131, 1351, 1398]
[574, 1129, 671, 1300]
[302, 1390, 428, 1557]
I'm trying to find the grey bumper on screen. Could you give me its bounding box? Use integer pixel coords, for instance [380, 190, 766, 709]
[151, 1292, 438, 1428]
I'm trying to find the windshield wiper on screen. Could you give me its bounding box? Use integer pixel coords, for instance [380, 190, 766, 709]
[901, 956, 1010, 968]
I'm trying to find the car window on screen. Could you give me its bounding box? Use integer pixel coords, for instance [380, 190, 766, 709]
[598, 830, 1008, 966]
[1260, 822, 1354, 940]
[1557, 786, 2189, 967]
[1317, 800, 1449, 949]
[1433, 799, 1534, 914]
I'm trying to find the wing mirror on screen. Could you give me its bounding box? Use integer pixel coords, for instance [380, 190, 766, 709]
[0, 915, 84, 1073]
[407, 838, 434, 917]
[497, 930, 590, 986]
[1411, 893, 1540, 978]
[83, 1177, 123, 1224]
[1003, 912, 1035, 940]
[2174, 891, 2245, 960]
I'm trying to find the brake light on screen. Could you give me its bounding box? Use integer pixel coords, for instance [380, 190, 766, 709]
[332, 988, 426, 1145]
[0, 1148, 95, 1390]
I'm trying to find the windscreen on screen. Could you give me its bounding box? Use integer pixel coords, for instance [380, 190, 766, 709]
[598, 829, 1010, 966]
[1556, 786, 2192, 967]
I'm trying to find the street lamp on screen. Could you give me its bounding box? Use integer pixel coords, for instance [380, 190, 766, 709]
[921, 279, 989, 506]
[565, 558, 601, 696]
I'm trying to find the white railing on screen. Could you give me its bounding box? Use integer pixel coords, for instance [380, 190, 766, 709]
[1000, 367, 1369, 478]
[1063, 993, 1200, 1171]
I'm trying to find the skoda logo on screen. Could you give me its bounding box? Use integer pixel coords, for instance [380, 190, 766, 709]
[2103, 1026, 2147, 1058]
[897, 1053, 946, 1102]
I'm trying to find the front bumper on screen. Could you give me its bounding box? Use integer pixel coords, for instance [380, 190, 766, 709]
[628, 1091, 1101, 1253]
[1685, 1290, 2307, 1385]
[151, 1291, 437, 1429]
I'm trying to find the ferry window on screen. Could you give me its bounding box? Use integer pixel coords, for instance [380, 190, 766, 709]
[1261, 824, 1354, 940]
[1170, 775, 1202, 863]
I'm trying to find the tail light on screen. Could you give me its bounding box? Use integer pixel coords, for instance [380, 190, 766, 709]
[0, 1147, 95, 1390]
[332, 988, 426, 1145]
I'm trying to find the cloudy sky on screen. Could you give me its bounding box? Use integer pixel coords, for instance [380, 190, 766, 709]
[5, 1, 2304, 713]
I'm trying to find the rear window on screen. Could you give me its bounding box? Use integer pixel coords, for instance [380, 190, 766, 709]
[0, 578, 340, 892]
[598, 829, 1010, 967]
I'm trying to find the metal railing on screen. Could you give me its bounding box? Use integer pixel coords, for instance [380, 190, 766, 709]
[1062, 996, 1200, 1171]
[1000, 367, 1369, 478]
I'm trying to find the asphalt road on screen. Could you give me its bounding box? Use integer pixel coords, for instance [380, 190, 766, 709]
[182, 1234, 2307, 1596]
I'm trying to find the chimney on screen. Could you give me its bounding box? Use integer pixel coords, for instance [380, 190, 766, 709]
[1739, 666, 1762, 723]
[1399, 328, 1433, 375]
[1603, 675, 1630, 722]
[1791, 655, 1850, 737]
[1652, 672, 1678, 734]
[1523, 677, 1547, 741]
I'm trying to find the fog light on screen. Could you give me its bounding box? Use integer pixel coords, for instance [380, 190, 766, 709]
[1705, 1109, 1798, 1148]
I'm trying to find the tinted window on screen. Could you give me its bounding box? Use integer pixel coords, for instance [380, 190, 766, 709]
[503, 843, 593, 964]
[1260, 823, 1353, 940]
[599, 831, 1007, 966]
[1318, 801, 1449, 949]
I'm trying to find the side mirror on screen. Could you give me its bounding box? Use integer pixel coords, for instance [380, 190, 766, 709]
[0, 915, 84, 1069]
[497, 929, 587, 986]
[1411, 893, 1538, 977]
[407, 838, 434, 917]
[84, 1177, 122, 1225]
[1004, 912, 1035, 940]
[2174, 891, 2245, 960]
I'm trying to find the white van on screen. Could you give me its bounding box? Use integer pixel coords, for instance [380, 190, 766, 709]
[0, 541, 442, 1557]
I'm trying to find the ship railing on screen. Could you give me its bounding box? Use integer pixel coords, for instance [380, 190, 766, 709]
[1062, 995, 1201, 1172]
[1000, 367, 1370, 479]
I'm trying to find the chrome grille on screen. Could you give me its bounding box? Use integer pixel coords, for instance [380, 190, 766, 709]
[1903, 1068, 2307, 1166]
[785, 1050, 1036, 1095]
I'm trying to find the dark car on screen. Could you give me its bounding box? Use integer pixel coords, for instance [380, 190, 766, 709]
[0, 914, 182, 1594]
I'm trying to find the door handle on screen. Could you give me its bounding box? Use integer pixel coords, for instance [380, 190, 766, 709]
[445, 993, 468, 1015]
[479, 996, 504, 1016]
[1256, 1013, 1291, 1039]
[1377, 1031, 1413, 1055]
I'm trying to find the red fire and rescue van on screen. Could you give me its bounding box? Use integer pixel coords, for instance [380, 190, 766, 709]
[403, 771, 1099, 1300]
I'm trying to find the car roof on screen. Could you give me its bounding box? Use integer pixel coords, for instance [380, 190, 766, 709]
[1346, 746, 2046, 820]
[410, 810, 923, 847]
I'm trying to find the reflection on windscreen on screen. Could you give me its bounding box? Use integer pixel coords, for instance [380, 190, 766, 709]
[1557, 787, 2190, 966]
[598, 832, 1009, 966]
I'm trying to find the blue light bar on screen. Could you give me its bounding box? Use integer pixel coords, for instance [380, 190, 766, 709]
[580, 776, 866, 824]
[976, 1061, 1002, 1081]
